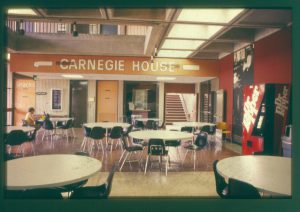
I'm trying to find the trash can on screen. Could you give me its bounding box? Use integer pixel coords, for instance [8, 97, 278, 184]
[282, 136, 291, 157]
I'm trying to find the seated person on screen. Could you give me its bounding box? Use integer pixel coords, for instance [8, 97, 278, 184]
[25, 107, 43, 128]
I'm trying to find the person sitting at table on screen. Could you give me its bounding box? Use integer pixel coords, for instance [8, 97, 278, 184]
[25, 107, 43, 128]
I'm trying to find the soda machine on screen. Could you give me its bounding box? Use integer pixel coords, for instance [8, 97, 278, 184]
[242, 84, 291, 155]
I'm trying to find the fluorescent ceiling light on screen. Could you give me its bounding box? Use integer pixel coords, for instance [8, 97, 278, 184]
[7, 8, 37, 16]
[167, 24, 223, 39]
[161, 39, 205, 50]
[177, 9, 244, 23]
[157, 50, 193, 58]
[156, 77, 176, 81]
[61, 74, 83, 79]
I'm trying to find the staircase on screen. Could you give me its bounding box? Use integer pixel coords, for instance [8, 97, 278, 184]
[165, 94, 187, 125]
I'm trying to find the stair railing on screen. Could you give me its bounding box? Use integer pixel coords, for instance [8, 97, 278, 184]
[179, 94, 190, 121]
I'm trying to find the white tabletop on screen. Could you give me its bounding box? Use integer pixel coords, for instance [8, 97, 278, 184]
[5, 126, 35, 134]
[50, 117, 74, 122]
[172, 122, 216, 128]
[135, 118, 161, 122]
[129, 130, 193, 140]
[6, 154, 102, 190]
[84, 122, 130, 129]
[217, 155, 291, 196]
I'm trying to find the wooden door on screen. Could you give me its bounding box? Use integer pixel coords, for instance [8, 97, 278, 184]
[14, 79, 36, 126]
[97, 81, 118, 122]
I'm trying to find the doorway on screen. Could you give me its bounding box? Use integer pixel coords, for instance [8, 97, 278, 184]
[70, 80, 88, 127]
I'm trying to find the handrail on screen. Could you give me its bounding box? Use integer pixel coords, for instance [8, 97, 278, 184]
[179, 94, 190, 121]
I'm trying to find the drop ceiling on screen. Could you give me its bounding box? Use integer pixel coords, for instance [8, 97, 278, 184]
[6, 8, 291, 60]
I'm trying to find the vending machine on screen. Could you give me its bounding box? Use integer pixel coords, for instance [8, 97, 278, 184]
[242, 84, 291, 155]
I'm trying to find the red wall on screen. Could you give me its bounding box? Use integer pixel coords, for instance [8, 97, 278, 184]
[219, 54, 233, 130]
[219, 27, 291, 131]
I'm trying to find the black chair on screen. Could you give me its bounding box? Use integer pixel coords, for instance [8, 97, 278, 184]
[4, 153, 21, 161]
[42, 119, 55, 147]
[228, 178, 261, 199]
[181, 126, 194, 133]
[5, 130, 30, 157]
[145, 120, 157, 130]
[70, 164, 118, 199]
[22, 188, 63, 199]
[57, 152, 90, 197]
[201, 125, 216, 148]
[22, 119, 29, 127]
[57, 119, 73, 143]
[108, 126, 123, 152]
[123, 125, 133, 137]
[134, 120, 144, 130]
[89, 127, 106, 155]
[119, 136, 143, 171]
[182, 132, 208, 171]
[165, 134, 182, 162]
[80, 126, 92, 152]
[144, 139, 170, 176]
[158, 120, 165, 129]
[213, 160, 229, 198]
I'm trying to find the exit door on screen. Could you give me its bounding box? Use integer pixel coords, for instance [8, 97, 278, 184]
[70, 80, 88, 127]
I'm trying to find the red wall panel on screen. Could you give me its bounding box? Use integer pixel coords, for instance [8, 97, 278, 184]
[219, 27, 291, 132]
[254, 28, 291, 83]
[219, 54, 234, 130]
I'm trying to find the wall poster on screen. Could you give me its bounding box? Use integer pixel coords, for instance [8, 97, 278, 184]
[233, 44, 254, 143]
[51, 89, 63, 111]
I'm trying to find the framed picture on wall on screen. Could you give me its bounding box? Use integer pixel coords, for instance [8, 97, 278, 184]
[51, 89, 63, 111]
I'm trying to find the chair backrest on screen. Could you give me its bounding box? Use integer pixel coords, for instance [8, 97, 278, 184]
[64, 119, 73, 128]
[120, 136, 129, 150]
[148, 139, 166, 155]
[181, 126, 194, 133]
[228, 178, 261, 199]
[123, 125, 133, 136]
[83, 126, 92, 137]
[43, 119, 54, 130]
[104, 163, 118, 198]
[213, 160, 228, 198]
[194, 132, 208, 148]
[109, 126, 123, 139]
[145, 120, 157, 130]
[201, 125, 216, 135]
[134, 120, 144, 129]
[22, 119, 29, 127]
[6, 130, 29, 146]
[90, 127, 106, 139]
[216, 122, 227, 130]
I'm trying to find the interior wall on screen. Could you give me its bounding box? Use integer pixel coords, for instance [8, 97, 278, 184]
[35, 79, 70, 116]
[87, 80, 96, 123]
[164, 83, 195, 93]
[219, 27, 292, 131]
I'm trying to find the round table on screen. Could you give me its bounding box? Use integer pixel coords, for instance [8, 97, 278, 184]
[129, 130, 193, 141]
[5, 126, 35, 134]
[217, 155, 291, 196]
[172, 122, 215, 128]
[135, 118, 161, 122]
[6, 154, 102, 190]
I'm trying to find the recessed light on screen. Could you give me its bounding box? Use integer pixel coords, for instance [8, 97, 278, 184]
[7, 8, 37, 16]
[157, 50, 193, 58]
[167, 24, 223, 39]
[161, 39, 205, 50]
[7, 53, 10, 60]
[177, 9, 244, 23]
[156, 77, 176, 81]
[61, 74, 83, 79]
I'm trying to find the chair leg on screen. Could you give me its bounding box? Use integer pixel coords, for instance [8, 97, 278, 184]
[100, 140, 105, 155]
[144, 155, 149, 175]
[182, 149, 189, 165]
[176, 146, 181, 162]
[119, 152, 129, 171]
[119, 150, 126, 164]
[193, 151, 196, 171]
[31, 142, 35, 155]
[165, 156, 169, 176]
[42, 131, 46, 142]
[80, 137, 87, 151]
